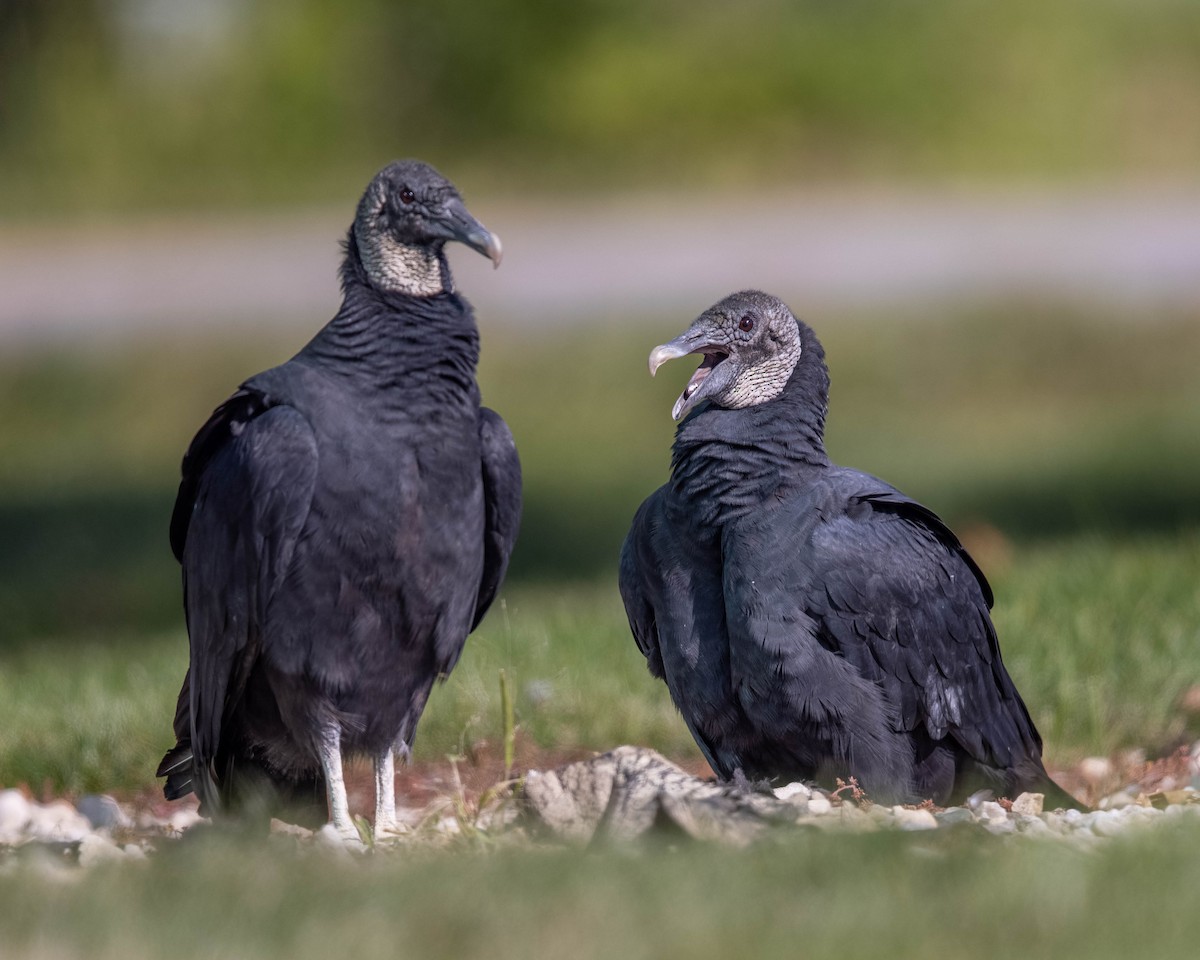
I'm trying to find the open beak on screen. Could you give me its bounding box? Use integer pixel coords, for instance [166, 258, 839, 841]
[647, 329, 731, 421]
[442, 196, 503, 267]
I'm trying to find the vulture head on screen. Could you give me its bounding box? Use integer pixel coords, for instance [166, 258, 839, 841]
[649, 290, 805, 421]
[352, 160, 502, 296]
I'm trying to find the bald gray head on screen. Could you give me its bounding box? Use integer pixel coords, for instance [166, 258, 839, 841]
[353, 160, 502, 297]
[649, 291, 804, 421]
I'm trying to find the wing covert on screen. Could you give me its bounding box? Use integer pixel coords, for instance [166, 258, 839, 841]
[471, 407, 522, 632]
[619, 490, 666, 678]
[179, 400, 318, 803]
[805, 491, 1040, 767]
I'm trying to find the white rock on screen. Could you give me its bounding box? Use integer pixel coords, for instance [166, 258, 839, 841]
[1091, 812, 1130, 838]
[983, 818, 1016, 835]
[167, 808, 203, 834]
[806, 795, 832, 816]
[1067, 828, 1100, 848]
[78, 833, 127, 867]
[867, 804, 895, 823]
[26, 801, 92, 842]
[1079, 756, 1113, 785]
[935, 807, 976, 826]
[773, 782, 812, 802]
[1098, 790, 1136, 809]
[75, 795, 129, 832]
[0, 789, 31, 841]
[1015, 814, 1050, 836]
[979, 801, 1009, 822]
[269, 819, 313, 839]
[834, 804, 877, 831]
[1011, 793, 1044, 816]
[892, 806, 938, 831]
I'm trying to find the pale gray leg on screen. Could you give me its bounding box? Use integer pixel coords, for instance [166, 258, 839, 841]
[317, 723, 358, 841]
[373, 748, 401, 839]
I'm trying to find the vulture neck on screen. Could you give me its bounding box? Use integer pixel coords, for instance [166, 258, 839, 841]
[295, 235, 481, 405]
[669, 350, 830, 524]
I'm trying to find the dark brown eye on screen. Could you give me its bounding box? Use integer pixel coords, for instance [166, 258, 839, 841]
[399, 188, 416, 205]
[738, 314, 755, 332]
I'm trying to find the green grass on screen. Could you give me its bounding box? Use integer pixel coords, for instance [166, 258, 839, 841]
[2, 820, 1199, 960]
[3, 533, 1198, 794]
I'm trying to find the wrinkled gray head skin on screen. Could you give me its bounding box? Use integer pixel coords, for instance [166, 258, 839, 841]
[649, 290, 803, 420]
[353, 159, 502, 297]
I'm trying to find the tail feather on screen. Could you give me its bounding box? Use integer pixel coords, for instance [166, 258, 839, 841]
[157, 741, 197, 802]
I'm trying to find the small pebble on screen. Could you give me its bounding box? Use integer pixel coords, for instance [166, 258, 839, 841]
[26, 802, 92, 843]
[1011, 793, 1044, 816]
[269, 819, 313, 839]
[834, 804, 876, 831]
[935, 807, 975, 826]
[806, 795, 831, 816]
[0, 790, 31, 841]
[1098, 790, 1136, 810]
[966, 790, 995, 811]
[867, 804, 895, 824]
[1091, 813, 1129, 838]
[75, 795, 127, 832]
[167, 808, 203, 834]
[78, 833, 126, 867]
[979, 801, 1009, 822]
[773, 782, 812, 802]
[892, 807, 938, 831]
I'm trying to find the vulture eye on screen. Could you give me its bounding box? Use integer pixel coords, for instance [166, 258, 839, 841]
[399, 188, 416, 205]
[738, 314, 755, 333]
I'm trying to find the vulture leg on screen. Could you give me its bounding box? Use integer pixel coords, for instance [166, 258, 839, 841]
[373, 749, 401, 839]
[317, 724, 358, 842]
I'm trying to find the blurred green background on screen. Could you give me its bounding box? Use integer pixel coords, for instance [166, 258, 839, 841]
[3, 4, 1200, 957]
[1, 0, 1199, 791]
[5, 0, 1200, 216]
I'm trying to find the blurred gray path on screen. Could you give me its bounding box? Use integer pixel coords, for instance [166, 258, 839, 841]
[2, 186, 1200, 347]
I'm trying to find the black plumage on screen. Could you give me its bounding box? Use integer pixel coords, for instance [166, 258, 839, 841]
[157, 160, 521, 837]
[620, 290, 1076, 807]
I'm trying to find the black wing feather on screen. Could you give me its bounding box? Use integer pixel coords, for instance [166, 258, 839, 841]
[618, 489, 666, 679]
[175, 397, 318, 808]
[471, 407, 522, 632]
[806, 479, 1041, 769]
[170, 388, 273, 562]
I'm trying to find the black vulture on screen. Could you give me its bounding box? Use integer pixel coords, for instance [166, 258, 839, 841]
[157, 160, 522, 839]
[620, 290, 1077, 807]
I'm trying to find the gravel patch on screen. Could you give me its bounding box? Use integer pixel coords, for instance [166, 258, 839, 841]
[2, 742, 1198, 868]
